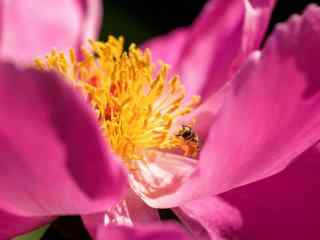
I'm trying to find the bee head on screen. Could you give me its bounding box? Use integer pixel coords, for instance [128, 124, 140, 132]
[175, 125, 192, 138]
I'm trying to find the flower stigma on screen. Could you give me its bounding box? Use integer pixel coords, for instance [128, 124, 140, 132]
[35, 36, 201, 170]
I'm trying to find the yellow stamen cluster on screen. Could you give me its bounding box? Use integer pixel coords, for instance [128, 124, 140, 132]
[35, 36, 200, 169]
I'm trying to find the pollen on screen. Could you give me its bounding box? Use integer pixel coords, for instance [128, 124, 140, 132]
[35, 36, 201, 169]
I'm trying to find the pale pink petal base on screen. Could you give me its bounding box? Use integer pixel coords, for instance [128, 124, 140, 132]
[128, 151, 197, 208]
[97, 223, 191, 240]
[121, 190, 160, 224]
[83, 189, 159, 238]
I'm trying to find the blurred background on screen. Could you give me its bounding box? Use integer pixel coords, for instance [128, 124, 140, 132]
[42, 0, 318, 239]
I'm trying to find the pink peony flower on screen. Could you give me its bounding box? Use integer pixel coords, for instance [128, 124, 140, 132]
[1, 0, 320, 240]
[81, 1, 320, 239]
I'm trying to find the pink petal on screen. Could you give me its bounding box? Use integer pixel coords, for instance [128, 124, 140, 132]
[198, 4, 320, 196]
[139, 4, 320, 208]
[96, 223, 191, 240]
[174, 147, 320, 239]
[82, 212, 107, 238]
[0, 0, 102, 64]
[128, 151, 197, 208]
[83, 189, 159, 238]
[180, 83, 231, 142]
[0, 210, 53, 239]
[77, 0, 102, 43]
[0, 63, 127, 216]
[174, 197, 242, 240]
[143, 28, 188, 72]
[218, 146, 320, 239]
[120, 190, 160, 224]
[143, 0, 275, 99]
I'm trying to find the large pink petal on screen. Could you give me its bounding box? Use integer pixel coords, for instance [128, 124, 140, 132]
[0, 0, 102, 64]
[0, 63, 127, 216]
[174, 146, 320, 239]
[96, 223, 191, 240]
[0, 209, 52, 239]
[143, 0, 276, 99]
[83, 189, 159, 238]
[174, 197, 242, 240]
[218, 146, 320, 239]
[197, 3, 320, 195]
[139, 4, 320, 208]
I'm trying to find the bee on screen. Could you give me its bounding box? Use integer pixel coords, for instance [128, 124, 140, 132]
[175, 124, 200, 157]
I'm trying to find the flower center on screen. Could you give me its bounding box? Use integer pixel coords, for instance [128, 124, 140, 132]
[35, 36, 201, 169]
